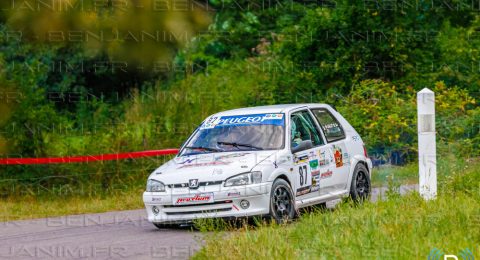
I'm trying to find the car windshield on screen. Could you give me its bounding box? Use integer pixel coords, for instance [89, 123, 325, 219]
[180, 113, 285, 156]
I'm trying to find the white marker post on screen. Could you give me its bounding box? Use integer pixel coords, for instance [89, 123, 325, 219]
[417, 88, 437, 200]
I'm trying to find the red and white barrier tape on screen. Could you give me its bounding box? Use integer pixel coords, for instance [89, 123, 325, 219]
[0, 149, 179, 165]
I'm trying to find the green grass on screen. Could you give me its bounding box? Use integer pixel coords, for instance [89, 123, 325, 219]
[195, 194, 480, 259]
[371, 154, 477, 187]
[371, 163, 418, 187]
[0, 187, 144, 221]
[194, 159, 480, 259]
[0, 164, 413, 222]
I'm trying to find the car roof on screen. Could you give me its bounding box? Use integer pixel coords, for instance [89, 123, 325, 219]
[211, 103, 332, 117]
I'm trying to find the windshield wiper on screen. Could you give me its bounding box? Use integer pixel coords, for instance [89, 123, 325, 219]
[184, 146, 221, 152]
[217, 141, 264, 150]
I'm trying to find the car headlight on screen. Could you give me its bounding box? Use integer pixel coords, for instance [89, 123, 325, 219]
[146, 179, 165, 192]
[224, 171, 262, 187]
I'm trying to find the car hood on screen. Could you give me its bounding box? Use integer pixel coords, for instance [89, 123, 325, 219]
[148, 151, 277, 184]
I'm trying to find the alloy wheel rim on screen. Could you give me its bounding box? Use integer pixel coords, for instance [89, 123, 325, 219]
[273, 186, 292, 218]
[356, 171, 370, 198]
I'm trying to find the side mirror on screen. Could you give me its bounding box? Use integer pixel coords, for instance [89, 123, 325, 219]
[291, 140, 313, 153]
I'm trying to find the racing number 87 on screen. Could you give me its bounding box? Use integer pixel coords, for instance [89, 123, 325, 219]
[299, 165, 308, 186]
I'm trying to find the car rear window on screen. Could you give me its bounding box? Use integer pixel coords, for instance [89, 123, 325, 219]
[311, 109, 346, 142]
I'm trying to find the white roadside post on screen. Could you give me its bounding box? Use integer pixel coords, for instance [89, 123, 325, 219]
[417, 88, 437, 200]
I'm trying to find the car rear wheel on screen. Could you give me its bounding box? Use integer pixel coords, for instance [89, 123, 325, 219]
[349, 163, 371, 202]
[269, 178, 296, 224]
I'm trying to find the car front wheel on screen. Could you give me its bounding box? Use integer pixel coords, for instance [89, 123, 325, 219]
[349, 163, 371, 202]
[269, 178, 296, 223]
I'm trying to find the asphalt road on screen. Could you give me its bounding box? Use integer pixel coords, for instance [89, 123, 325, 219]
[0, 184, 418, 260]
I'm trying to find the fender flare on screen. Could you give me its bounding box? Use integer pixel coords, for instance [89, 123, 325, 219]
[346, 155, 371, 191]
[267, 169, 294, 189]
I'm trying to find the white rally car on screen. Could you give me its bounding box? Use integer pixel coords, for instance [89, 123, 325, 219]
[143, 104, 372, 227]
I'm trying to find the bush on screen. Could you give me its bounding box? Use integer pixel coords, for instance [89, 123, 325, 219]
[332, 80, 479, 163]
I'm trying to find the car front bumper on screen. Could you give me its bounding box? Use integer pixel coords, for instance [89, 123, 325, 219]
[143, 182, 272, 224]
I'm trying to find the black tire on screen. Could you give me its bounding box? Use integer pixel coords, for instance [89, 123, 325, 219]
[349, 163, 371, 202]
[269, 178, 296, 224]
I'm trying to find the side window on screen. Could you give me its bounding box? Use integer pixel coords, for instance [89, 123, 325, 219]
[312, 109, 346, 142]
[290, 110, 324, 148]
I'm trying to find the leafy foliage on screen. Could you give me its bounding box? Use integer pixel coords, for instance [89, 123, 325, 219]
[0, 0, 479, 197]
[332, 80, 478, 161]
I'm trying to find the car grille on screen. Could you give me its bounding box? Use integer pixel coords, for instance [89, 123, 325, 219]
[162, 200, 233, 216]
[163, 200, 231, 208]
[167, 180, 223, 188]
[164, 208, 232, 216]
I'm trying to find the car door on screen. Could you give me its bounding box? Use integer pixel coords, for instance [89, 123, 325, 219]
[310, 108, 351, 193]
[290, 109, 328, 200]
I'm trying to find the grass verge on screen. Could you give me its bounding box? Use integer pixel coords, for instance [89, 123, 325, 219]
[371, 155, 477, 187]
[194, 160, 480, 259]
[371, 163, 417, 186]
[1, 156, 477, 226]
[0, 187, 144, 221]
